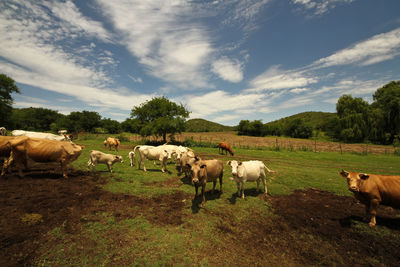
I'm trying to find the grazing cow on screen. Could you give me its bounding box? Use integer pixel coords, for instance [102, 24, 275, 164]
[218, 142, 234, 156]
[134, 145, 174, 172]
[0, 127, 6, 136]
[11, 130, 70, 141]
[105, 137, 120, 151]
[1, 137, 83, 178]
[87, 150, 123, 173]
[128, 151, 135, 167]
[188, 159, 223, 206]
[340, 170, 400, 226]
[227, 160, 274, 199]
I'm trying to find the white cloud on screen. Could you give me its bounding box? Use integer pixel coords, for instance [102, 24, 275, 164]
[246, 66, 317, 92]
[292, 0, 355, 16]
[290, 88, 309, 93]
[212, 57, 243, 83]
[313, 27, 400, 67]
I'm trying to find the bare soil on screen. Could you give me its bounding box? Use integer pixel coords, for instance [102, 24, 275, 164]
[1, 169, 400, 266]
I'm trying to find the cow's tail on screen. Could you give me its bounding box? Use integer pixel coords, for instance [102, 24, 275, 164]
[263, 163, 275, 182]
[133, 145, 142, 166]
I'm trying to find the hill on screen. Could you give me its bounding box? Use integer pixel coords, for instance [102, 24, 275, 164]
[185, 118, 235, 132]
[265, 111, 336, 129]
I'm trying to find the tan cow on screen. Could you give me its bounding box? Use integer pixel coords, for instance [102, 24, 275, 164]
[105, 137, 120, 151]
[188, 158, 223, 206]
[0, 136, 24, 173]
[340, 170, 400, 226]
[1, 137, 83, 178]
[179, 150, 196, 177]
[87, 150, 123, 173]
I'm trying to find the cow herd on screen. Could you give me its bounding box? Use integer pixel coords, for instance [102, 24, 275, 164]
[1, 129, 400, 226]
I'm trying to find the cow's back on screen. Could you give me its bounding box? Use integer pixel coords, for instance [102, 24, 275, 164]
[21, 138, 81, 162]
[364, 174, 400, 208]
[204, 159, 223, 179]
[241, 161, 264, 180]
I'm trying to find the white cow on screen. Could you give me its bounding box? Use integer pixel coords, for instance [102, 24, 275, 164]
[0, 127, 6, 136]
[87, 150, 123, 173]
[227, 160, 274, 199]
[134, 145, 174, 172]
[11, 130, 70, 141]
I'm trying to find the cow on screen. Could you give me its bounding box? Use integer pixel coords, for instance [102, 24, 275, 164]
[227, 160, 274, 199]
[58, 129, 67, 135]
[128, 151, 136, 167]
[218, 142, 234, 156]
[134, 145, 174, 172]
[11, 130, 70, 141]
[187, 158, 223, 206]
[178, 150, 196, 177]
[0, 136, 23, 173]
[0, 127, 6, 136]
[105, 137, 120, 151]
[87, 150, 123, 173]
[340, 170, 400, 226]
[1, 137, 83, 178]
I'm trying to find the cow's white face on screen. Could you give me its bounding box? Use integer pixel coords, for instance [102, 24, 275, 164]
[116, 155, 123, 163]
[340, 170, 369, 192]
[228, 160, 242, 176]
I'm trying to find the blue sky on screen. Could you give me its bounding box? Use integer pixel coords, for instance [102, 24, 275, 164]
[1, 0, 399, 126]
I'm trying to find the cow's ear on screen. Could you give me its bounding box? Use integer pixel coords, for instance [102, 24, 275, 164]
[186, 163, 192, 168]
[238, 161, 243, 166]
[200, 164, 207, 169]
[359, 173, 369, 180]
[340, 170, 349, 178]
[227, 161, 231, 165]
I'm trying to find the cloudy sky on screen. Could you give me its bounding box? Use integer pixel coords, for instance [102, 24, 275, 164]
[1, 0, 399, 125]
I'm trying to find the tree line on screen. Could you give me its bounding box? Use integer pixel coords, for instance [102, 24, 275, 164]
[238, 81, 400, 145]
[1, 73, 399, 145]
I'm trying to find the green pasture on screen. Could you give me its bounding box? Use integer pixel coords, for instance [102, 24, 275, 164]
[35, 136, 400, 266]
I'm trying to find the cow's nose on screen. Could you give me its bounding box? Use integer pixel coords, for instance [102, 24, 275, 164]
[232, 171, 237, 176]
[349, 186, 358, 192]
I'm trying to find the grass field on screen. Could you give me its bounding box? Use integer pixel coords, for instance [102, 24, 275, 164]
[2, 133, 400, 266]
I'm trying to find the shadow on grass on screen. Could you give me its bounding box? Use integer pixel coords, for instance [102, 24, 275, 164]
[340, 215, 400, 230]
[191, 190, 223, 214]
[228, 188, 265, 204]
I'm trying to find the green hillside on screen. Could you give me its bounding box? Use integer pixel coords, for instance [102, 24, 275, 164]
[266, 111, 337, 129]
[185, 118, 235, 132]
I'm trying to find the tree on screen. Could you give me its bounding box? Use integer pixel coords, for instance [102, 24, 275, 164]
[130, 97, 189, 143]
[0, 74, 20, 127]
[336, 95, 371, 143]
[11, 107, 63, 131]
[372, 81, 400, 143]
[284, 118, 313, 139]
[67, 111, 102, 132]
[101, 118, 122, 134]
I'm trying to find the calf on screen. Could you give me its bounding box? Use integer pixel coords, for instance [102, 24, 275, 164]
[188, 159, 223, 206]
[227, 160, 274, 199]
[340, 170, 400, 226]
[128, 151, 135, 167]
[87, 150, 123, 173]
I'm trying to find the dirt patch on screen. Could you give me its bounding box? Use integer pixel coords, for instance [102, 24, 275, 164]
[0, 170, 189, 266]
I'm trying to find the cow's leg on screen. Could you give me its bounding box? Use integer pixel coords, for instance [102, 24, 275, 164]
[161, 159, 166, 173]
[241, 182, 245, 199]
[201, 183, 206, 206]
[256, 178, 260, 192]
[194, 184, 199, 198]
[212, 180, 216, 194]
[219, 175, 223, 193]
[236, 181, 241, 197]
[107, 163, 112, 173]
[261, 177, 268, 195]
[368, 199, 379, 226]
[60, 162, 68, 178]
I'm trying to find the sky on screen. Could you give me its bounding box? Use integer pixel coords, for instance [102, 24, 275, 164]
[1, 0, 400, 126]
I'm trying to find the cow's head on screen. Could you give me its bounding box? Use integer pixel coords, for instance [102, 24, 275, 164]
[189, 162, 207, 184]
[159, 150, 173, 161]
[340, 170, 369, 192]
[115, 155, 124, 163]
[228, 160, 242, 177]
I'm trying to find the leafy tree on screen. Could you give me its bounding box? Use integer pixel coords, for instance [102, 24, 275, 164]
[130, 97, 189, 142]
[121, 118, 142, 133]
[372, 81, 400, 143]
[11, 107, 63, 131]
[67, 111, 102, 132]
[0, 74, 20, 127]
[284, 118, 313, 139]
[101, 118, 122, 134]
[336, 95, 371, 143]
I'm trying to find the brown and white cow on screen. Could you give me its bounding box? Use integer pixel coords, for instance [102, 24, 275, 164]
[218, 142, 234, 156]
[105, 137, 120, 151]
[340, 170, 400, 226]
[87, 150, 123, 173]
[1, 137, 83, 178]
[187, 158, 223, 206]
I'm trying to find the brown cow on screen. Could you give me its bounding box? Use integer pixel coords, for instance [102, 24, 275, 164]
[0, 136, 26, 174]
[218, 142, 234, 156]
[188, 158, 223, 206]
[105, 137, 120, 151]
[1, 137, 83, 178]
[340, 170, 400, 226]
